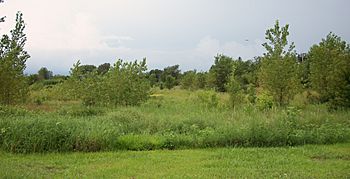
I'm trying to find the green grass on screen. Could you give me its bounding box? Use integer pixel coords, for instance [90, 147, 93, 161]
[1, 89, 349, 153]
[0, 143, 349, 178]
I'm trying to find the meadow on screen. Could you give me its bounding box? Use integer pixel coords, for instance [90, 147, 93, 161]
[0, 143, 349, 178]
[0, 89, 349, 153]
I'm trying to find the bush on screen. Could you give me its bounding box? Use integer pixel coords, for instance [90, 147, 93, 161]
[61, 59, 151, 106]
[256, 91, 274, 110]
[197, 90, 219, 108]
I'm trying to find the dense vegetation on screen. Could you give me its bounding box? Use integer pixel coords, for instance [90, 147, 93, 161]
[0, 9, 349, 153]
[0, 90, 349, 153]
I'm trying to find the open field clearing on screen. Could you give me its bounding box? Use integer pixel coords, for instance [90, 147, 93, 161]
[0, 143, 349, 178]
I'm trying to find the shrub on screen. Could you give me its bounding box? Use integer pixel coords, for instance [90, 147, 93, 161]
[197, 90, 219, 108]
[256, 91, 274, 110]
[61, 59, 150, 106]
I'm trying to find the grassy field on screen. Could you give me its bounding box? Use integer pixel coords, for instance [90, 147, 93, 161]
[0, 89, 349, 153]
[0, 143, 349, 178]
[0, 89, 349, 177]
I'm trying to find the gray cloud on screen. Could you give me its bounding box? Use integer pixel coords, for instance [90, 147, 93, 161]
[1, 0, 349, 74]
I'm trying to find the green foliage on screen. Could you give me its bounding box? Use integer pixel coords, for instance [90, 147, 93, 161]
[37, 67, 53, 81]
[259, 20, 300, 106]
[63, 59, 150, 106]
[262, 20, 295, 58]
[161, 65, 181, 84]
[195, 72, 208, 89]
[209, 54, 234, 92]
[0, 89, 349, 153]
[97, 63, 110, 75]
[164, 75, 176, 89]
[196, 90, 219, 108]
[180, 70, 197, 90]
[226, 65, 245, 108]
[0, 12, 30, 105]
[308, 32, 350, 109]
[0, 105, 30, 117]
[291, 90, 321, 108]
[256, 91, 274, 110]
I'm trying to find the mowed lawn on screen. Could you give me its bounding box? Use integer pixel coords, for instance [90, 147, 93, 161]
[0, 143, 349, 178]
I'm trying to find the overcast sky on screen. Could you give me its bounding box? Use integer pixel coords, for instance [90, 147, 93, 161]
[1, 0, 349, 74]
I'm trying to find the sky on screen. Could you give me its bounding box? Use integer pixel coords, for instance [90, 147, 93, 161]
[0, 0, 349, 74]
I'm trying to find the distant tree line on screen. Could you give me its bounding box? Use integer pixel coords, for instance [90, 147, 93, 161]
[0, 9, 349, 109]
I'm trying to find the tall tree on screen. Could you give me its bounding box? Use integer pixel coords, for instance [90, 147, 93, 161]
[161, 65, 180, 89]
[0, 12, 30, 105]
[308, 32, 350, 108]
[259, 20, 300, 106]
[209, 54, 234, 92]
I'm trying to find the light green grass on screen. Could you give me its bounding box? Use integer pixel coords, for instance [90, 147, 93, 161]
[0, 143, 349, 178]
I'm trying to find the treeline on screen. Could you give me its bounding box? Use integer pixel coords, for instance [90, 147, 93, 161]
[1, 11, 349, 110]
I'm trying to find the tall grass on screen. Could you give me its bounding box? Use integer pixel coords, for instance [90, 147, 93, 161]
[0, 89, 349, 153]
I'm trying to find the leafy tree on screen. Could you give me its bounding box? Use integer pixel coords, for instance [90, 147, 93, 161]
[308, 32, 350, 108]
[226, 64, 244, 108]
[0, 12, 30, 105]
[78, 64, 97, 75]
[209, 54, 234, 92]
[232, 58, 260, 91]
[37, 67, 53, 81]
[147, 69, 163, 87]
[195, 72, 208, 89]
[259, 20, 300, 106]
[161, 65, 180, 88]
[164, 75, 176, 89]
[298, 53, 310, 88]
[97, 63, 110, 75]
[181, 70, 197, 90]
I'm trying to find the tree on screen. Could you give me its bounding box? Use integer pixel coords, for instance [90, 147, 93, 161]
[0, 12, 30, 105]
[259, 20, 300, 106]
[209, 54, 234, 92]
[78, 64, 97, 75]
[147, 69, 163, 87]
[308, 32, 350, 108]
[161, 65, 181, 88]
[37, 67, 53, 81]
[181, 70, 197, 90]
[164, 75, 176, 89]
[226, 64, 244, 108]
[97, 63, 110, 75]
[298, 53, 310, 88]
[195, 72, 208, 89]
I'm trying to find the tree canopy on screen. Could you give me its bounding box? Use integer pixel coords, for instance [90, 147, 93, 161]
[0, 12, 30, 105]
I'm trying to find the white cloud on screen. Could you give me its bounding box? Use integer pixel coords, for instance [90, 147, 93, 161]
[103, 35, 135, 48]
[26, 12, 108, 50]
